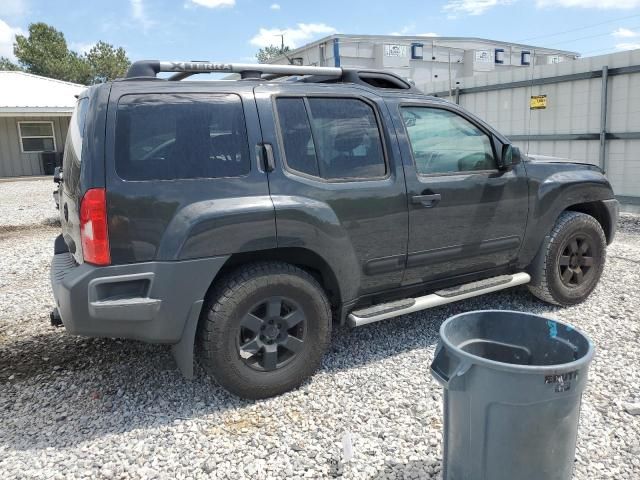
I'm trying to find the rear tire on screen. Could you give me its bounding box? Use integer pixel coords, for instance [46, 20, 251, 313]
[528, 211, 606, 306]
[198, 262, 331, 399]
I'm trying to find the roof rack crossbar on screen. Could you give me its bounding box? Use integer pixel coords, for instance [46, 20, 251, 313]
[126, 60, 343, 79]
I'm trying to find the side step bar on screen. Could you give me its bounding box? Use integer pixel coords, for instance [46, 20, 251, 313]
[348, 272, 531, 327]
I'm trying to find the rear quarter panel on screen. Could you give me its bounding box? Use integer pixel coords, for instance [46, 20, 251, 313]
[104, 82, 276, 263]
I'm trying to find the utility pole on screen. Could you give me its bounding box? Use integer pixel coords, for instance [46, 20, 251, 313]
[275, 34, 285, 54]
[274, 33, 294, 65]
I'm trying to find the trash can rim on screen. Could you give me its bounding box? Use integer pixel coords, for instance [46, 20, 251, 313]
[438, 309, 595, 374]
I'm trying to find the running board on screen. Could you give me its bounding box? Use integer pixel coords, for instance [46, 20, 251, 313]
[348, 272, 531, 327]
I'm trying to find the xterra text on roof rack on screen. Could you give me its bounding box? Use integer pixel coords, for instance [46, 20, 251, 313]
[50, 60, 618, 399]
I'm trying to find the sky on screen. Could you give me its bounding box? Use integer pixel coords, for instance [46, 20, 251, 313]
[2, 0, 640, 64]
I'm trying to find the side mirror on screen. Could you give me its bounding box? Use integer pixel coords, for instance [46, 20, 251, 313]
[500, 144, 521, 169]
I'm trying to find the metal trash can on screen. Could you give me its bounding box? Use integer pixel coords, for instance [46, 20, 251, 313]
[430, 310, 594, 480]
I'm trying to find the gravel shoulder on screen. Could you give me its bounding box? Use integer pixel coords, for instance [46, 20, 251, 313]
[1, 180, 639, 480]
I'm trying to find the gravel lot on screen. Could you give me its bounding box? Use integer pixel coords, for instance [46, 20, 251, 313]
[1, 179, 639, 480]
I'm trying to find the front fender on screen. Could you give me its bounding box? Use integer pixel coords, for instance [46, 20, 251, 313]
[519, 165, 616, 266]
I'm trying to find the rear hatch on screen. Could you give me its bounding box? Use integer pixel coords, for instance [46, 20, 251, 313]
[59, 95, 89, 264]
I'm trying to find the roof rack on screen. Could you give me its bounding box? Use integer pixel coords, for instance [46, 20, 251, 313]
[124, 60, 417, 91]
[126, 60, 342, 80]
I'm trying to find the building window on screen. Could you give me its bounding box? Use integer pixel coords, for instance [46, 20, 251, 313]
[495, 48, 505, 64]
[521, 51, 531, 66]
[18, 121, 56, 153]
[411, 43, 424, 60]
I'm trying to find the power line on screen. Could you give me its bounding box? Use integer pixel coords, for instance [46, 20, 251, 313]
[516, 13, 640, 43]
[546, 24, 640, 48]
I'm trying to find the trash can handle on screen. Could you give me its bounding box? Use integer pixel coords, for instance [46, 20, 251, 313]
[430, 343, 472, 390]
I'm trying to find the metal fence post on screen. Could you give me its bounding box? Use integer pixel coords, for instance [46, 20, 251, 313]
[455, 86, 460, 105]
[599, 65, 609, 172]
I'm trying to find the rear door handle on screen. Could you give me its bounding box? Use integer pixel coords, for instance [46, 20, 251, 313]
[412, 194, 441, 208]
[259, 143, 275, 172]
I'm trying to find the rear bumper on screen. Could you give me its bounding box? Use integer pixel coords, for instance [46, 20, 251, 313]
[602, 198, 619, 244]
[50, 239, 227, 343]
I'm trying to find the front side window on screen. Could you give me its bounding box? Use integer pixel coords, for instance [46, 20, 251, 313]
[18, 122, 56, 153]
[276, 97, 386, 180]
[401, 107, 496, 175]
[115, 93, 250, 181]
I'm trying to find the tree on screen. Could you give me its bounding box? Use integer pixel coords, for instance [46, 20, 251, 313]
[0, 56, 22, 71]
[256, 44, 291, 64]
[85, 41, 130, 84]
[14, 22, 72, 80]
[11, 22, 130, 85]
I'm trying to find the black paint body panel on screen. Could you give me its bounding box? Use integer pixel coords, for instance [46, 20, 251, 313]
[52, 78, 618, 344]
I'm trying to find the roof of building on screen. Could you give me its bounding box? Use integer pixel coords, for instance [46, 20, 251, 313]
[273, 34, 580, 63]
[0, 71, 85, 115]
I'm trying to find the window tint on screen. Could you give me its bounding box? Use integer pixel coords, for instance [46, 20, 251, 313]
[64, 97, 88, 165]
[275, 98, 319, 177]
[115, 94, 250, 181]
[401, 107, 496, 175]
[276, 97, 386, 180]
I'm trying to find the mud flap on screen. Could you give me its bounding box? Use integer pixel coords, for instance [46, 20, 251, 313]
[171, 300, 204, 379]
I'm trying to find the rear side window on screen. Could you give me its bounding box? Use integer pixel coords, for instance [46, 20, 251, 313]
[64, 97, 89, 165]
[276, 97, 386, 180]
[115, 93, 250, 181]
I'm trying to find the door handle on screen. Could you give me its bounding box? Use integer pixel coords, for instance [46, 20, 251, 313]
[259, 143, 275, 172]
[412, 194, 441, 208]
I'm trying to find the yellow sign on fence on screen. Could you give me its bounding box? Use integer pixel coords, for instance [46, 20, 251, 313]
[530, 95, 548, 110]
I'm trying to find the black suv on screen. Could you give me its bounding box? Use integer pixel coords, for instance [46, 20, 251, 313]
[50, 61, 619, 399]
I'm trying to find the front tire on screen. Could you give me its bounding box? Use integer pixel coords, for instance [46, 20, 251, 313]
[528, 211, 607, 306]
[198, 262, 331, 399]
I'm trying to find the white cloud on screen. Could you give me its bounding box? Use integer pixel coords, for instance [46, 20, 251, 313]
[130, 0, 154, 31]
[443, 0, 512, 16]
[390, 25, 438, 37]
[0, 0, 28, 18]
[0, 18, 24, 60]
[536, 0, 640, 8]
[270, 3, 281, 10]
[190, 0, 235, 7]
[390, 24, 415, 36]
[250, 23, 337, 48]
[615, 42, 640, 50]
[613, 27, 640, 38]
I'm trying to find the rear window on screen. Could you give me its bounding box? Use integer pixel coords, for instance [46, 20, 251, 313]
[115, 93, 250, 181]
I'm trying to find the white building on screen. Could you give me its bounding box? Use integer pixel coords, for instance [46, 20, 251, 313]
[0, 71, 85, 177]
[270, 34, 578, 89]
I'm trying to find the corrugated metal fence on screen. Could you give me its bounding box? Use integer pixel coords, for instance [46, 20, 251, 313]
[423, 49, 640, 206]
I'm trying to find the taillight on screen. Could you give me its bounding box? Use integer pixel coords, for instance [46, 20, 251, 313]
[80, 188, 111, 265]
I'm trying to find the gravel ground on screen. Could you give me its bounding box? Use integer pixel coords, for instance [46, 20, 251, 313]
[0, 179, 639, 480]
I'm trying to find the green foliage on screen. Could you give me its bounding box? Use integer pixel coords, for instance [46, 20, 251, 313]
[86, 41, 131, 84]
[10, 22, 131, 85]
[256, 44, 291, 64]
[0, 56, 22, 71]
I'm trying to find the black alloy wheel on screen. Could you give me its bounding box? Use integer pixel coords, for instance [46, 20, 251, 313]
[237, 296, 306, 371]
[558, 234, 595, 287]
